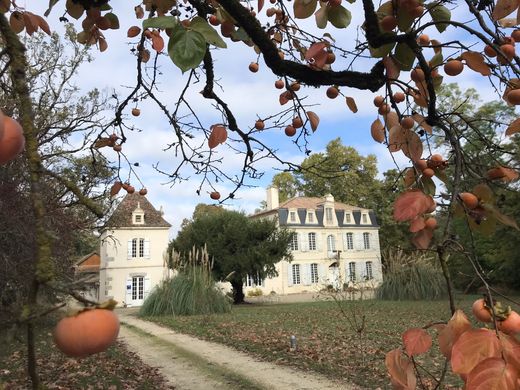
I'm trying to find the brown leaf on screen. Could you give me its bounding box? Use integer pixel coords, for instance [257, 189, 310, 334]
[152, 33, 164, 52]
[127, 26, 141, 38]
[384, 111, 399, 131]
[23, 12, 39, 36]
[393, 189, 431, 222]
[345, 97, 358, 113]
[388, 125, 406, 153]
[370, 118, 385, 143]
[94, 137, 113, 149]
[385, 349, 417, 390]
[9, 11, 25, 34]
[403, 168, 416, 187]
[401, 130, 423, 162]
[451, 329, 501, 376]
[492, 0, 519, 21]
[409, 217, 425, 233]
[412, 113, 433, 134]
[402, 328, 432, 356]
[258, 0, 265, 12]
[411, 228, 433, 249]
[466, 357, 518, 390]
[98, 37, 108, 52]
[35, 14, 51, 35]
[110, 182, 122, 197]
[461, 51, 491, 76]
[438, 310, 472, 359]
[486, 166, 519, 182]
[505, 118, 520, 136]
[307, 111, 319, 132]
[305, 42, 327, 61]
[208, 124, 227, 149]
[135, 5, 144, 19]
[383, 55, 400, 80]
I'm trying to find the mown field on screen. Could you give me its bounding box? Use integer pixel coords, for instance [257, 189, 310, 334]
[0, 316, 174, 389]
[144, 295, 496, 389]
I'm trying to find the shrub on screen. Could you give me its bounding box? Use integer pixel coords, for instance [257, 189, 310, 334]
[376, 249, 447, 300]
[247, 288, 263, 297]
[140, 246, 231, 316]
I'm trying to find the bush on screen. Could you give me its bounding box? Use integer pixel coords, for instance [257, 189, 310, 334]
[376, 249, 447, 301]
[247, 288, 263, 297]
[140, 246, 231, 316]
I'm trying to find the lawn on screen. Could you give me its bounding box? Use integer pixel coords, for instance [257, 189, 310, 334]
[142, 295, 486, 389]
[0, 316, 174, 389]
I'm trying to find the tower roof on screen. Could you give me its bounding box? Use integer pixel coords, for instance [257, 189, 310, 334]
[105, 193, 171, 228]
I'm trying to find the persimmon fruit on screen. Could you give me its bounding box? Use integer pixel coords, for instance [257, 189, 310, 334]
[444, 60, 464, 76]
[53, 308, 120, 358]
[292, 117, 303, 128]
[424, 217, 437, 230]
[422, 168, 434, 178]
[248, 62, 259, 72]
[326, 86, 339, 99]
[507, 89, 520, 105]
[275, 79, 284, 89]
[113, 144, 122, 152]
[380, 15, 397, 32]
[498, 310, 520, 335]
[401, 116, 415, 129]
[373, 95, 384, 107]
[0, 116, 25, 165]
[484, 44, 497, 57]
[285, 125, 296, 137]
[459, 192, 479, 209]
[501, 44, 516, 60]
[512, 29, 520, 43]
[410, 68, 425, 82]
[209, 15, 220, 26]
[255, 120, 265, 130]
[393, 92, 405, 103]
[131, 108, 141, 117]
[418, 34, 430, 46]
[210, 191, 221, 200]
[472, 298, 492, 323]
[139, 188, 148, 196]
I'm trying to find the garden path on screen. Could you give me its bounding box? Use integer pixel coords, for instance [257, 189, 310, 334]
[118, 312, 362, 390]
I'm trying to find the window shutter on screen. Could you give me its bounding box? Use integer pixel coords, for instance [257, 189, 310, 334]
[355, 233, 363, 250]
[302, 264, 311, 285]
[371, 232, 379, 251]
[127, 240, 133, 259]
[144, 276, 151, 298]
[287, 264, 293, 286]
[144, 239, 150, 258]
[125, 277, 133, 304]
[315, 233, 321, 251]
[318, 264, 326, 284]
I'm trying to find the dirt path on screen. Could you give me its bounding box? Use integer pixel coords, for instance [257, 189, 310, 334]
[118, 313, 361, 390]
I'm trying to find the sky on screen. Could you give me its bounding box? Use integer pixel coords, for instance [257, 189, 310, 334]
[26, 1, 504, 237]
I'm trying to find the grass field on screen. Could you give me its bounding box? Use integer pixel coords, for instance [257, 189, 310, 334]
[143, 295, 491, 389]
[0, 316, 174, 389]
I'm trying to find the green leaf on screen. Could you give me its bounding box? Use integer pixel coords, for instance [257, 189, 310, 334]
[315, 5, 328, 29]
[66, 0, 84, 19]
[190, 16, 227, 48]
[481, 203, 520, 230]
[100, 3, 112, 11]
[293, 0, 318, 19]
[168, 28, 207, 73]
[428, 4, 451, 33]
[105, 13, 119, 29]
[432, 74, 443, 90]
[143, 16, 178, 30]
[327, 5, 352, 28]
[44, 0, 60, 17]
[231, 27, 252, 45]
[376, 1, 393, 19]
[397, 6, 414, 32]
[394, 42, 415, 71]
[420, 176, 436, 196]
[369, 41, 395, 58]
[430, 51, 443, 68]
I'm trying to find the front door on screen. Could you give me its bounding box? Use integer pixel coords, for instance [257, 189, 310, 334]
[131, 276, 144, 306]
[328, 265, 340, 290]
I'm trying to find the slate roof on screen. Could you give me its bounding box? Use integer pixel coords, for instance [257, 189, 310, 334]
[105, 193, 171, 228]
[279, 197, 368, 211]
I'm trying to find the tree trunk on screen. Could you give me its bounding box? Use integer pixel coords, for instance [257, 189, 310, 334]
[230, 280, 245, 304]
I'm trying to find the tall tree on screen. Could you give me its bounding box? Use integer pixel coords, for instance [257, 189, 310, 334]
[172, 210, 293, 304]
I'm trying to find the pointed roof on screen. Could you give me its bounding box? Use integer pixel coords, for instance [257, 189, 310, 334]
[105, 193, 171, 228]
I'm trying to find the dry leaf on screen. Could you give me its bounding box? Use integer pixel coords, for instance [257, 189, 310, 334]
[208, 124, 227, 149]
[345, 97, 358, 113]
[370, 118, 385, 143]
[307, 111, 319, 132]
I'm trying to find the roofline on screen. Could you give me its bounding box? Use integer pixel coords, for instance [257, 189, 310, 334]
[75, 251, 99, 266]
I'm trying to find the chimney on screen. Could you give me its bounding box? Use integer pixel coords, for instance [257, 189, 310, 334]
[266, 186, 279, 210]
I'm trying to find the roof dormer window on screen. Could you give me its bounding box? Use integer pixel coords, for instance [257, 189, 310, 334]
[362, 214, 369, 224]
[132, 202, 145, 225]
[345, 213, 352, 224]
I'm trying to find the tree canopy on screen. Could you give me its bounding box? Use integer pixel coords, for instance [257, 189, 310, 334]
[172, 209, 293, 303]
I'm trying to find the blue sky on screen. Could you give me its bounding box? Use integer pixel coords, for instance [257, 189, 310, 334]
[29, 1, 503, 236]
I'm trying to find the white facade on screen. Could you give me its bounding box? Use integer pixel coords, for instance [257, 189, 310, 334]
[98, 194, 171, 307]
[245, 188, 383, 297]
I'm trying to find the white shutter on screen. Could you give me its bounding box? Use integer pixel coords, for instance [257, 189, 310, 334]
[355, 233, 363, 250]
[302, 264, 311, 286]
[371, 232, 379, 251]
[342, 234, 348, 251]
[125, 277, 132, 304]
[144, 276, 151, 298]
[127, 240, 133, 259]
[144, 239, 150, 258]
[301, 234, 308, 252]
[287, 264, 293, 286]
[315, 233, 321, 252]
[318, 264, 327, 284]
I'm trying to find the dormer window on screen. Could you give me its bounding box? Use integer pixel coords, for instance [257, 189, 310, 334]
[308, 211, 314, 223]
[325, 207, 334, 224]
[362, 214, 369, 224]
[290, 211, 296, 223]
[345, 213, 352, 224]
[132, 202, 145, 225]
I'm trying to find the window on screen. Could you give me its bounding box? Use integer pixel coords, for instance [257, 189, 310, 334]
[308, 232, 316, 251]
[132, 276, 144, 300]
[363, 232, 371, 250]
[345, 214, 351, 223]
[308, 212, 314, 223]
[290, 233, 299, 251]
[327, 234, 336, 252]
[290, 212, 296, 222]
[131, 238, 145, 258]
[348, 262, 356, 282]
[362, 214, 368, 224]
[245, 273, 265, 287]
[326, 208, 334, 224]
[135, 215, 142, 223]
[310, 263, 319, 284]
[345, 233, 354, 250]
[292, 264, 301, 285]
[366, 261, 373, 280]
